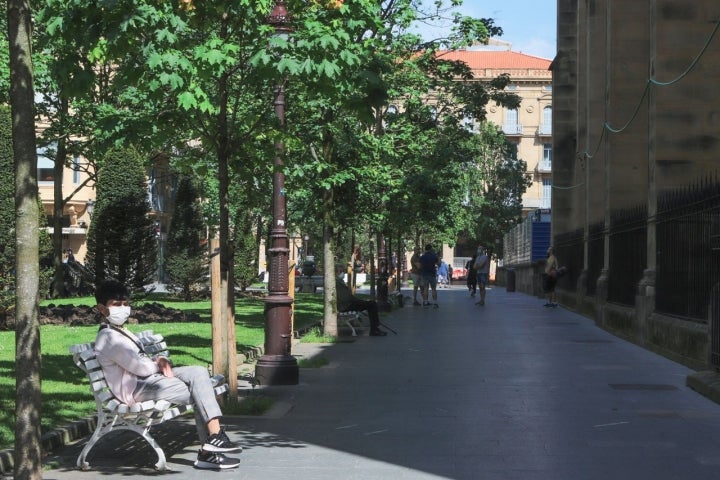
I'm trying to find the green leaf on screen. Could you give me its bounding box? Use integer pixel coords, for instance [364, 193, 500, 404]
[177, 91, 197, 110]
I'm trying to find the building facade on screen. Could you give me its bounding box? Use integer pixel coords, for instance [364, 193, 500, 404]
[439, 48, 553, 216]
[397, 48, 553, 277]
[552, 0, 720, 369]
[38, 150, 175, 277]
[38, 147, 95, 263]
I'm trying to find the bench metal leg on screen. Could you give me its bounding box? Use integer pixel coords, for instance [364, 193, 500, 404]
[345, 319, 357, 336]
[76, 413, 115, 470]
[340, 312, 361, 336]
[76, 414, 171, 471]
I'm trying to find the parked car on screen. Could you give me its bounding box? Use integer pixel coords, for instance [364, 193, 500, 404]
[452, 257, 472, 280]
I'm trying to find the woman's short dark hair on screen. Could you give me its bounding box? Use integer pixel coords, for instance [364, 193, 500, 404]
[95, 280, 129, 306]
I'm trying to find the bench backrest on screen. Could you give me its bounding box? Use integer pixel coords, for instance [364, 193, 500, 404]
[69, 330, 170, 413]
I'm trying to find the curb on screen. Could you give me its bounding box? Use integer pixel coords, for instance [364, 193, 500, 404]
[686, 370, 720, 404]
[0, 415, 97, 475]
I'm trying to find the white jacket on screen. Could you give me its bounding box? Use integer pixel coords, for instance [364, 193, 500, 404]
[94, 325, 159, 406]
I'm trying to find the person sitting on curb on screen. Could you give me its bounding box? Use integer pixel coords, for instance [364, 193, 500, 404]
[336, 276, 387, 336]
[93, 280, 242, 470]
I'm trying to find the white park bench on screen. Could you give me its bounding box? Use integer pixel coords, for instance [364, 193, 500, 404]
[69, 330, 227, 471]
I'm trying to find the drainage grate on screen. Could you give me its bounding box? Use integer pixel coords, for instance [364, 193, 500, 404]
[609, 384, 678, 391]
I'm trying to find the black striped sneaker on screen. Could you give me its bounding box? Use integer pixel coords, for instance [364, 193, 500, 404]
[202, 427, 243, 453]
[194, 450, 240, 470]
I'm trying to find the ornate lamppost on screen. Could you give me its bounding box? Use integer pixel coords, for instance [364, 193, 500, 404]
[255, 0, 299, 385]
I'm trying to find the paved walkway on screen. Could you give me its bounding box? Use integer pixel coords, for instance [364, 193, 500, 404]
[24, 286, 720, 479]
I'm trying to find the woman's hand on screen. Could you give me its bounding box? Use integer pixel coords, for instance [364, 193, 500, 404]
[156, 357, 174, 378]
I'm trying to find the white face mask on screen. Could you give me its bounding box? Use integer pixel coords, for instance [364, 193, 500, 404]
[107, 305, 131, 326]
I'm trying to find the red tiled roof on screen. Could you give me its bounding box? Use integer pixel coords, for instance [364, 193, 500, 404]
[435, 50, 552, 71]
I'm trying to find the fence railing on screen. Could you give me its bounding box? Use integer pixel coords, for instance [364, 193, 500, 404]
[554, 228, 584, 291]
[655, 180, 720, 322]
[587, 222, 605, 296]
[608, 207, 647, 306]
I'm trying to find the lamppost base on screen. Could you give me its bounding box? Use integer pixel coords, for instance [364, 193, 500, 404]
[255, 354, 299, 385]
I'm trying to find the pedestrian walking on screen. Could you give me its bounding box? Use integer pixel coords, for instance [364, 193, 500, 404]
[410, 246, 423, 305]
[437, 259, 450, 288]
[543, 246, 561, 307]
[419, 244, 440, 307]
[474, 246, 490, 306]
[466, 255, 478, 296]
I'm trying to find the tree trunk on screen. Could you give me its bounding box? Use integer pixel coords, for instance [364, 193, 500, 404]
[322, 186, 338, 336]
[8, 0, 43, 478]
[215, 59, 237, 400]
[369, 236, 376, 297]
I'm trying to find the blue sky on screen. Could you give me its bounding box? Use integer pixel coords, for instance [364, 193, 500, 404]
[417, 0, 557, 60]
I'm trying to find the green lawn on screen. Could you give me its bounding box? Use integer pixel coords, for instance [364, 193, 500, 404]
[0, 292, 323, 449]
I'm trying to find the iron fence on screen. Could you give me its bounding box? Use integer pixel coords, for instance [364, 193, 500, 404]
[656, 180, 720, 322]
[554, 228, 584, 291]
[587, 222, 605, 296]
[608, 206, 647, 306]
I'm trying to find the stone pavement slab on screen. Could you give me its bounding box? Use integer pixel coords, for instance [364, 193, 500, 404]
[11, 286, 720, 479]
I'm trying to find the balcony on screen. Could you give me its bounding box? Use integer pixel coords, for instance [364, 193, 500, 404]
[502, 123, 523, 136]
[537, 160, 552, 173]
[537, 123, 552, 136]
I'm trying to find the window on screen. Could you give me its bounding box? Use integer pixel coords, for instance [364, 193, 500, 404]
[37, 146, 55, 183]
[503, 109, 522, 135]
[463, 113, 475, 132]
[72, 156, 81, 184]
[542, 143, 552, 170]
[507, 84, 518, 91]
[538, 106, 552, 135]
[506, 108, 518, 126]
[542, 178, 552, 209]
[542, 106, 552, 126]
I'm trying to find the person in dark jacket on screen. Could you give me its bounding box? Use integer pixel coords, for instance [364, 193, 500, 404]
[466, 254, 478, 297]
[336, 277, 387, 336]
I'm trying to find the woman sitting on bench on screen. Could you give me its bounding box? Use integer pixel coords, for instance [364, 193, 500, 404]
[93, 280, 242, 470]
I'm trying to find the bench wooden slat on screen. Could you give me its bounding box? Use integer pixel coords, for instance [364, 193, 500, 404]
[87, 370, 105, 382]
[143, 342, 167, 355]
[96, 389, 114, 402]
[105, 399, 122, 412]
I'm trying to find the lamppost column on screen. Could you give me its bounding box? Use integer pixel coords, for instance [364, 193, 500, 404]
[255, 0, 299, 386]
